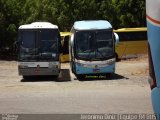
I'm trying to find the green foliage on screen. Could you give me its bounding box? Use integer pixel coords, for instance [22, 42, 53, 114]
[114, 0, 145, 28]
[0, 0, 146, 49]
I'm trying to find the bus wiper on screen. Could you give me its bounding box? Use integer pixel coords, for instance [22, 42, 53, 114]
[39, 52, 57, 59]
[97, 49, 106, 58]
[40, 52, 51, 57]
[86, 49, 94, 61]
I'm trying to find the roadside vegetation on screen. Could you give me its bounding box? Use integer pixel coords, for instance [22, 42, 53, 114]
[0, 0, 145, 59]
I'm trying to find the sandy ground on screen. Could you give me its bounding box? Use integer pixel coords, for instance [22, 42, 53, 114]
[117, 55, 148, 76]
[0, 55, 153, 114]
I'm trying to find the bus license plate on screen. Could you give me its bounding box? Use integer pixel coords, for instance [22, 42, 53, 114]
[93, 69, 100, 73]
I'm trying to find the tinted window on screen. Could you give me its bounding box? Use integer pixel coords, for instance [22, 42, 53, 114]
[39, 29, 59, 53]
[117, 31, 147, 41]
[19, 29, 60, 61]
[40, 29, 58, 40]
[75, 30, 114, 60]
[96, 31, 114, 58]
[21, 31, 36, 48]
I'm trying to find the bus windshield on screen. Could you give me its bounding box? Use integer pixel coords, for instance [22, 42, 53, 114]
[75, 30, 114, 60]
[39, 29, 58, 60]
[19, 29, 59, 61]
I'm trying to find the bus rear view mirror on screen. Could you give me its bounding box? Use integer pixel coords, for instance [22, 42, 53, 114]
[70, 34, 74, 43]
[114, 32, 119, 44]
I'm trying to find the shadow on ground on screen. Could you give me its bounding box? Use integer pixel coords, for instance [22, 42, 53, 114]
[75, 73, 128, 81]
[21, 69, 71, 82]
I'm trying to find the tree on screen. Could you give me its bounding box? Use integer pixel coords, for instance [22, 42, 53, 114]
[0, 0, 146, 57]
[113, 0, 146, 28]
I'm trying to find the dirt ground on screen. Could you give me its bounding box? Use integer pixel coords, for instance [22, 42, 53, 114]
[117, 55, 149, 76]
[0, 55, 153, 114]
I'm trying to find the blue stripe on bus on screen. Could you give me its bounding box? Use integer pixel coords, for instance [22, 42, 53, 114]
[147, 21, 160, 87]
[75, 63, 115, 75]
[151, 87, 160, 115]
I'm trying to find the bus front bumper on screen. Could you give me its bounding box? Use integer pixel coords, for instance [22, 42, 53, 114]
[75, 63, 115, 75]
[18, 67, 60, 76]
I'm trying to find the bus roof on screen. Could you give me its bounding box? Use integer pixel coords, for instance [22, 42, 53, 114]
[60, 32, 72, 36]
[73, 20, 112, 30]
[114, 27, 147, 32]
[19, 22, 58, 29]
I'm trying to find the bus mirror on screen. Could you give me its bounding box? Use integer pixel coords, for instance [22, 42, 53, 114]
[13, 41, 19, 52]
[114, 32, 119, 44]
[70, 34, 74, 43]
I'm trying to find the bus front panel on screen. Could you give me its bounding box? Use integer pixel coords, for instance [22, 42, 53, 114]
[74, 59, 115, 75]
[18, 61, 60, 76]
[18, 29, 60, 76]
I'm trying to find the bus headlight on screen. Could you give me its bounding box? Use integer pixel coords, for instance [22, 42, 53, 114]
[18, 65, 28, 69]
[48, 64, 59, 69]
[55, 65, 58, 69]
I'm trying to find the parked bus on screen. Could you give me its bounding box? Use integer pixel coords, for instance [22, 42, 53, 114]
[146, 0, 160, 118]
[70, 20, 119, 79]
[60, 32, 71, 62]
[114, 27, 148, 60]
[18, 22, 61, 79]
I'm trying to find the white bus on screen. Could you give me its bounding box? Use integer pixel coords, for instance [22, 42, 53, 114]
[70, 20, 119, 79]
[18, 22, 61, 79]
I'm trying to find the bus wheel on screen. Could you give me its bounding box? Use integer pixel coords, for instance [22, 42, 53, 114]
[71, 64, 74, 73]
[52, 75, 59, 81]
[23, 76, 30, 80]
[76, 74, 85, 80]
[106, 73, 112, 78]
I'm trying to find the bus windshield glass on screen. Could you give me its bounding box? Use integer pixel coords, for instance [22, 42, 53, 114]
[39, 29, 58, 60]
[75, 30, 114, 60]
[19, 29, 59, 61]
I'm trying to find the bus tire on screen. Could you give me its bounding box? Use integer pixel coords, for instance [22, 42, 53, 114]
[76, 74, 85, 80]
[23, 76, 30, 80]
[71, 64, 74, 73]
[52, 75, 59, 81]
[106, 73, 112, 78]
